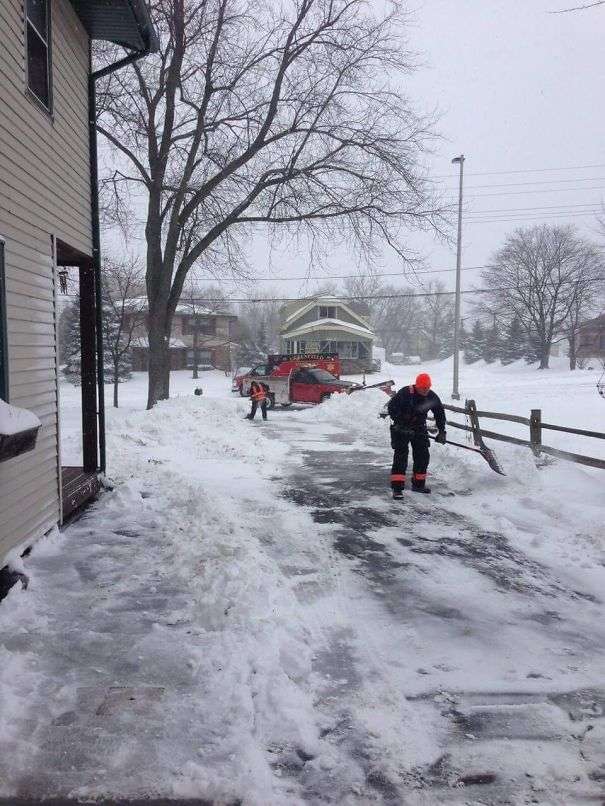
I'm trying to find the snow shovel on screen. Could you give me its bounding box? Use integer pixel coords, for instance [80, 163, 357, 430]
[348, 379, 395, 395]
[429, 432, 506, 476]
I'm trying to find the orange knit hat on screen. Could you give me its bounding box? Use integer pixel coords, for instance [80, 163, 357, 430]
[415, 372, 432, 390]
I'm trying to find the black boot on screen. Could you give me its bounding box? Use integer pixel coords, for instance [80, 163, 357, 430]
[392, 488, 404, 500]
[412, 482, 431, 494]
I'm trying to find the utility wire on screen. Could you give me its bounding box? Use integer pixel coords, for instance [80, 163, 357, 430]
[465, 202, 602, 215]
[184, 278, 605, 305]
[444, 175, 605, 191]
[62, 275, 605, 303]
[195, 264, 490, 284]
[429, 163, 605, 180]
[467, 210, 602, 224]
[459, 185, 605, 200]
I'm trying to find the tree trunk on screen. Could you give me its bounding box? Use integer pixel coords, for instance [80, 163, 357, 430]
[113, 360, 119, 408]
[147, 322, 172, 409]
[568, 331, 577, 370]
[192, 328, 199, 379]
[538, 342, 551, 369]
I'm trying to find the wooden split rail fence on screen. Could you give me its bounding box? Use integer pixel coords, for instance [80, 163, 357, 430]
[442, 399, 605, 471]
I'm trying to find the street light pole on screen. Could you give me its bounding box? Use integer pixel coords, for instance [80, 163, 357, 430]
[451, 154, 465, 400]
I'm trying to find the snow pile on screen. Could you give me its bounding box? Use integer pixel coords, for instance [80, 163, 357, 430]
[298, 387, 390, 444]
[105, 394, 287, 480]
[0, 398, 40, 435]
[0, 392, 324, 803]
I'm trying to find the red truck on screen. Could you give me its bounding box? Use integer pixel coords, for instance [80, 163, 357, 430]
[236, 353, 355, 407]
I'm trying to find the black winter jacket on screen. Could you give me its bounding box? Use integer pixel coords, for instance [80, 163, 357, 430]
[387, 385, 446, 433]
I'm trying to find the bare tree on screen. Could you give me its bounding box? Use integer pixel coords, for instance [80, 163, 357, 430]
[237, 291, 283, 363]
[102, 258, 146, 407]
[417, 280, 454, 360]
[370, 284, 419, 359]
[96, 0, 447, 408]
[480, 225, 603, 369]
[342, 271, 384, 301]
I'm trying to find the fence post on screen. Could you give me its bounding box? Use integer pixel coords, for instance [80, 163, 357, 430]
[530, 409, 542, 456]
[465, 399, 482, 448]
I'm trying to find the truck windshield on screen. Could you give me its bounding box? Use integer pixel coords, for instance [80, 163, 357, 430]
[309, 369, 339, 383]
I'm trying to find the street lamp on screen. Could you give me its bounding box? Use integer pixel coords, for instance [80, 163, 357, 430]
[451, 154, 465, 400]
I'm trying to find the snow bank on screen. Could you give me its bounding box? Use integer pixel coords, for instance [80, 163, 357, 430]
[0, 398, 40, 435]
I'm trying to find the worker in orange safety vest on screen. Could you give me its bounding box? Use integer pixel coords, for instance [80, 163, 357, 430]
[245, 379, 270, 421]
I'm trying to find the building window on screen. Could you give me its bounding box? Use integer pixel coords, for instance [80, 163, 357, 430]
[319, 306, 336, 319]
[187, 349, 213, 368]
[0, 243, 8, 401]
[26, 0, 52, 111]
[183, 315, 216, 336]
[199, 318, 216, 336]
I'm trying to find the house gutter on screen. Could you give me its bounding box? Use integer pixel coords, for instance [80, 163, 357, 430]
[88, 11, 158, 474]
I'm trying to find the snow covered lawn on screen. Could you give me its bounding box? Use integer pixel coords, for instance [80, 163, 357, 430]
[0, 364, 603, 803]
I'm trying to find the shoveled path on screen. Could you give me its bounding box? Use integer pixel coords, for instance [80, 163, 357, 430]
[263, 409, 605, 805]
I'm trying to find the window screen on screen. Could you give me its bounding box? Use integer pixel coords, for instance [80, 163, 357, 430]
[0, 243, 8, 401]
[26, 0, 52, 110]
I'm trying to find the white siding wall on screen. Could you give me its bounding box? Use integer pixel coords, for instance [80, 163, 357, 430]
[0, 0, 92, 561]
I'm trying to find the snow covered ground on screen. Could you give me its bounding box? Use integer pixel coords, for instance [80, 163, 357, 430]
[1, 362, 604, 803]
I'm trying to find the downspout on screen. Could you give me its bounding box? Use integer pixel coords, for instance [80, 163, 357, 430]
[88, 41, 154, 474]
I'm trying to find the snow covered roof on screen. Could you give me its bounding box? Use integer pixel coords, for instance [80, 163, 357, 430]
[132, 337, 188, 350]
[123, 297, 235, 317]
[578, 312, 605, 330]
[0, 399, 41, 435]
[282, 318, 374, 340]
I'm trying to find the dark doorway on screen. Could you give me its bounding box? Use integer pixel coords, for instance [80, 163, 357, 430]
[56, 240, 101, 519]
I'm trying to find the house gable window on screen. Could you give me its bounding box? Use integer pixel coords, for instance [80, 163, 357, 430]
[26, 0, 52, 111]
[319, 306, 336, 320]
[0, 243, 8, 401]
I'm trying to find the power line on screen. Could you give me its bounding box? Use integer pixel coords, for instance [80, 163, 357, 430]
[62, 274, 605, 303]
[449, 175, 605, 191]
[467, 210, 602, 225]
[465, 203, 602, 216]
[460, 185, 605, 200]
[429, 163, 605, 180]
[185, 278, 605, 305]
[200, 264, 489, 284]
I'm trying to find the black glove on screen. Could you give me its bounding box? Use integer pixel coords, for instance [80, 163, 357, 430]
[435, 430, 447, 444]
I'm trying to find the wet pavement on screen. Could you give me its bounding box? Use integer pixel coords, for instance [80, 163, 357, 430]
[267, 411, 605, 805]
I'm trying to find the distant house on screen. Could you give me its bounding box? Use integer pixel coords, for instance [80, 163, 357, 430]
[0, 1, 157, 565]
[576, 313, 605, 363]
[128, 302, 239, 371]
[279, 296, 375, 373]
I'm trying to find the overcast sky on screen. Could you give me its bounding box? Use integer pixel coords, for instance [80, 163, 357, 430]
[239, 0, 605, 302]
[101, 1, 605, 304]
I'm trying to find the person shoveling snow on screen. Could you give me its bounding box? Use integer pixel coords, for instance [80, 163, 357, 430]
[384, 372, 447, 498]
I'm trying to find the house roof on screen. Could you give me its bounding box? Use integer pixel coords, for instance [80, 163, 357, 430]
[281, 296, 371, 331]
[282, 318, 374, 341]
[70, 0, 159, 52]
[123, 297, 236, 318]
[578, 312, 605, 330]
